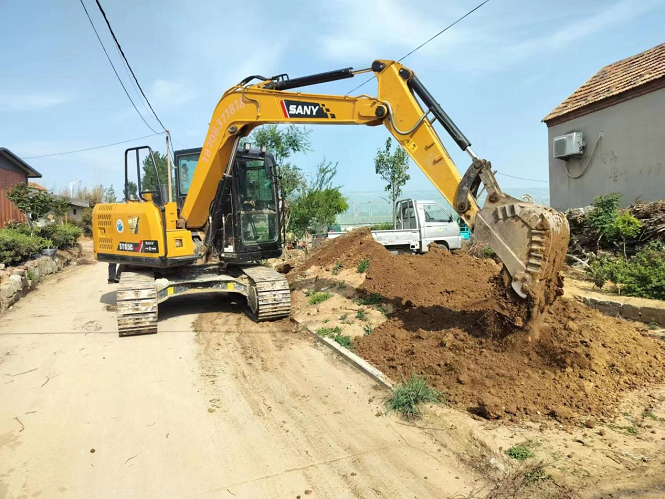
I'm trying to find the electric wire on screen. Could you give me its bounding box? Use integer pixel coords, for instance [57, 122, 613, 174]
[94, 0, 167, 132]
[21, 133, 164, 160]
[565, 132, 603, 179]
[347, 0, 490, 94]
[496, 172, 548, 183]
[78, 0, 160, 134]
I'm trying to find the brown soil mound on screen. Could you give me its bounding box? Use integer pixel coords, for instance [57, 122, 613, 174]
[300, 228, 665, 421]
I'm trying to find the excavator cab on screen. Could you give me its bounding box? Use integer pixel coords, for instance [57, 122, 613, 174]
[175, 145, 283, 263]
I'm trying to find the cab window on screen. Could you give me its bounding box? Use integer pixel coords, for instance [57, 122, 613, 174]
[422, 204, 452, 223]
[177, 153, 200, 196]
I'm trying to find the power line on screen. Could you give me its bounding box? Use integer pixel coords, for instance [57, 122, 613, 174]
[21, 133, 164, 159]
[347, 0, 490, 94]
[94, 0, 167, 132]
[496, 172, 548, 184]
[78, 0, 159, 134]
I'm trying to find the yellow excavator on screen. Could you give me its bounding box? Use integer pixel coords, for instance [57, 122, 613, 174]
[92, 60, 569, 336]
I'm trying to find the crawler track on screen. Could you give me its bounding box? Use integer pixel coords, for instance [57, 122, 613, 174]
[116, 269, 158, 337]
[242, 265, 291, 321]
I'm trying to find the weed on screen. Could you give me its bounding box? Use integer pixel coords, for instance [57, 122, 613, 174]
[506, 445, 535, 461]
[332, 261, 343, 275]
[624, 425, 639, 435]
[304, 289, 313, 297]
[480, 245, 497, 259]
[27, 270, 35, 281]
[339, 314, 348, 321]
[386, 374, 442, 419]
[333, 334, 353, 349]
[337, 282, 346, 290]
[377, 305, 389, 317]
[649, 320, 659, 330]
[316, 326, 353, 351]
[644, 411, 665, 422]
[524, 467, 552, 485]
[323, 319, 329, 323]
[363, 324, 373, 335]
[308, 292, 331, 305]
[357, 258, 370, 273]
[358, 293, 382, 305]
[355, 309, 367, 321]
[316, 326, 342, 336]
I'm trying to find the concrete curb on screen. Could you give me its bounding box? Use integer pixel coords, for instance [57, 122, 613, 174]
[572, 294, 665, 326]
[294, 319, 394, 390]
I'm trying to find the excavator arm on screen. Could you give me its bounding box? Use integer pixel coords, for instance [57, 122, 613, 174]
[181, 60, 569, 311]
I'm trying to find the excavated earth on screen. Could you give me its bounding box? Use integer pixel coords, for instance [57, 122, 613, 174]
[299, 228, 665, 422]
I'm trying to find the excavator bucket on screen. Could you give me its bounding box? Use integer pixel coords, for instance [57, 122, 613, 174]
[473, 194, 570, 317]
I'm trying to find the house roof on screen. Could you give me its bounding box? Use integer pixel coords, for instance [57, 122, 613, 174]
[0, 147, 42, 178]
[28, 182, 48, 191]
[543, 42, 665, 126]
[53, 195, 89, 208]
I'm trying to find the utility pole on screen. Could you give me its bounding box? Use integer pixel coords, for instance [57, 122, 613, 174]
[166, 131, 173, 203]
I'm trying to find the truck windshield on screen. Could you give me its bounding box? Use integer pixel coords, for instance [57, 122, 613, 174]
[237, 158, 278, 246]
[422, 204, 451, 223]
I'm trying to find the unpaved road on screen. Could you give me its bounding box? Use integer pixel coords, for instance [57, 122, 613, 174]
[0, 253, 476, 498]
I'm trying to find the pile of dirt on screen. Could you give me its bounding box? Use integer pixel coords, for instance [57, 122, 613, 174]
[298, 228, 665, 421]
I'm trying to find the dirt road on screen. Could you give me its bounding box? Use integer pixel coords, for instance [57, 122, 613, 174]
[0, 254, 476, 498]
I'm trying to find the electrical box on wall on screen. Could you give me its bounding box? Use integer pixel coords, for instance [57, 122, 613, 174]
[553, 132, 585, 159]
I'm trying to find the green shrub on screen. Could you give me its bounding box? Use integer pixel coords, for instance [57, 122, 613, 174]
[506, 445, 535, 461]
[386, 374, 442, 419]
[587, 193, 622, 235]
[332, 261, 343, 275]
[308, 292, 331, 305]
[355, 309, 367, 321]
[0, 229, 50, 265]
[586, 242, 665, 299]
[357, 258, 370, 273]
[38, 224, 82, 248]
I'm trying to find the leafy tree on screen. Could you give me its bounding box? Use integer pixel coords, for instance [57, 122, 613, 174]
[126, 181, 138, 200]
[586, 193, 641, 255]
[104, 185, 117, 203]
[51, 196, 70, 223]
[248, 125, 311, 232]
[250, 124, 311, 165]
[290, 159, 348, 238]
[141, 151, 174, 198]
[7, 183, 54, 233]
[374, 138, 410, 227]
[606, 210, 642, 258]
[587, 193, 622, 239]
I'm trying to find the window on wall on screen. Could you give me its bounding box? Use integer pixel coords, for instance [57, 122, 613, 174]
[73, 208, 77, 216]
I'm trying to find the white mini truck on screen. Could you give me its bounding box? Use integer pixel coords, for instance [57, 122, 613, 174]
[326, 198, 463, 253]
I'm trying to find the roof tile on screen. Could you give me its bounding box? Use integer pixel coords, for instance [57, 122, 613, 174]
[543, 42, 665, 123]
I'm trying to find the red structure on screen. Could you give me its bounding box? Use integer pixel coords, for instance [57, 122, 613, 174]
[0, 148, 42, 227]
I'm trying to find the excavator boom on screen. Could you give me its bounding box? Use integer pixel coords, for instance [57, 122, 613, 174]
[179, 60, 569, 314]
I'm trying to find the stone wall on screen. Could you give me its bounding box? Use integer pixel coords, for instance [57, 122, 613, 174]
[0, 245, 82, 313]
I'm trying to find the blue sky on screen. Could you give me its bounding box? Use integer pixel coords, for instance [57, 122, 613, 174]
[2, 0, 664, 198]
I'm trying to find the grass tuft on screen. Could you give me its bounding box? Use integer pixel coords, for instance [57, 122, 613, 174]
[332, 261, 343, 275]
[316, 326, 353, 350]
[386, 374, 442, 419]
[308, 292, 331, 305]
[355, 309, 367, 321]
[357, 259, 370, 273]
[506, 445, 535, 461]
